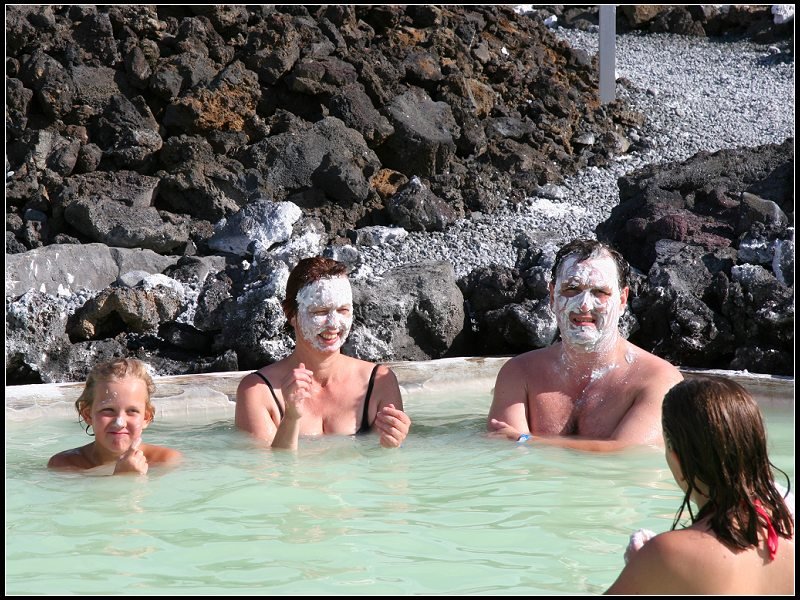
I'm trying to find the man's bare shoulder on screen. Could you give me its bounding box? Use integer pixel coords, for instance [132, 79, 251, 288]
[503, 345, 560, 370]
[493, 347, 563, 399]
[628, 342, 683, 380]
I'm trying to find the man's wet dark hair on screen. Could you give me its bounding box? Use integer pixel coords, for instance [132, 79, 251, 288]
[550, 238, 630, 290]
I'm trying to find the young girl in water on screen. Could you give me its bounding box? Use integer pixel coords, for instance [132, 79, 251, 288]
[605, 376, 794, 594]
[48, 358, 181, 475]
[235, 256, 411, 450]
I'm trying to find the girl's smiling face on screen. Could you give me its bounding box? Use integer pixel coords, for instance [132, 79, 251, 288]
[551, 253, 627, 351]
[294, 276, 354, 352]
[82, 376, 151, 459]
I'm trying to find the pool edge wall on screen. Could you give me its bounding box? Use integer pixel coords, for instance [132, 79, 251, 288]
[5, 356, 794, 423]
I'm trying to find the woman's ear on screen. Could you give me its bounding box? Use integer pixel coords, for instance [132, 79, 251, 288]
[81, 407, 93, 426]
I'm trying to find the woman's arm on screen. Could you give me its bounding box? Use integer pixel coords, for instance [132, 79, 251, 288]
[235, 374, 279, 443]
[372, 366, 411, 448]
[270, 362, 313, 450]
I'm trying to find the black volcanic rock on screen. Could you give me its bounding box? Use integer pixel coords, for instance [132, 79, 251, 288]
[4, 5, 794, 382]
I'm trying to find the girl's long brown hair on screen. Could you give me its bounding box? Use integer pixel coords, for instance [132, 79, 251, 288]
[662, 376, 793, 549]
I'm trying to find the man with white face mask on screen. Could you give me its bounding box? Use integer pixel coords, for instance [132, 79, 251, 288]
[487, 238, 683, 451]
[236, 256, 411, 450]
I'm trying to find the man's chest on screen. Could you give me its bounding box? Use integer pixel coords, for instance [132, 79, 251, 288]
[528, 380, 636, 437]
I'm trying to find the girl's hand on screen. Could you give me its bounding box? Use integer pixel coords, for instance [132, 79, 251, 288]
[625, 528, 657, 564]
[114, 438, 148, 475]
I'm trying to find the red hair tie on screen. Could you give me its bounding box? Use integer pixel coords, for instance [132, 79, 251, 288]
[753, 499, 778, 560]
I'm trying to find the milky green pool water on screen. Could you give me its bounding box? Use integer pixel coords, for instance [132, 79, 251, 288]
[5, 389, 794, 595]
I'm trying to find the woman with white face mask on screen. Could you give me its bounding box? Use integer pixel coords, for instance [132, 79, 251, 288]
[235, 256, 411, 450]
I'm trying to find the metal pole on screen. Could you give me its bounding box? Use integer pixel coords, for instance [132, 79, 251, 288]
[599, 5, 616, 104]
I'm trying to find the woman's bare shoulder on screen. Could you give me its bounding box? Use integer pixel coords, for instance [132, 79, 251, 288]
[343, 354, 376, 367]
[237, 362, 285, 394]
[342, 355, 391, 378]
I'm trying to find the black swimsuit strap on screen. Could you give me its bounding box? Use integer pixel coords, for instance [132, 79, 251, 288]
[251, 371, 285, 419]
[357, 364, 381, 434]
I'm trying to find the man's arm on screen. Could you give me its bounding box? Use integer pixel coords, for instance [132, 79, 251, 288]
[521, 435, 639, 452]
[488, 419, 638, 452]
[487, 357, 530, 435]
[607, 363, 683, 446]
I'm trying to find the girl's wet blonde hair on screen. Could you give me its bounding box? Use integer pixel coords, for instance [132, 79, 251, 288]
[75, 358, 157, 427]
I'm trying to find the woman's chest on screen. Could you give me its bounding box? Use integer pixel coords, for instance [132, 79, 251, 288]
[297, 391, 366, 436]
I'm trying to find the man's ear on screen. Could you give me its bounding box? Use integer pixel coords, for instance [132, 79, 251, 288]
[548, 281, 555, 309]
[620, 286, 629, 307]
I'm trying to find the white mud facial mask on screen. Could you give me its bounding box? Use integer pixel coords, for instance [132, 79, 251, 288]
[295, 277, 353, 352]
[553, 253, 623, 352]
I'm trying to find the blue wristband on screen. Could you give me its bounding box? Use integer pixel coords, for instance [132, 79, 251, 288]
[517, 433, 533, 443]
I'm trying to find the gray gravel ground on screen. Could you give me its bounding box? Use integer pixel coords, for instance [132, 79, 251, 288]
[356, 29, 795, 280]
